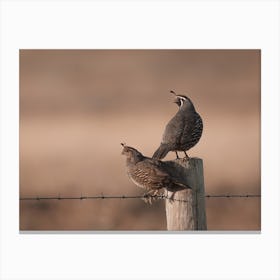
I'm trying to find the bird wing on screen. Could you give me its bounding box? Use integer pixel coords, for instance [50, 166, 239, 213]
[135, 159, 170, 185]
[180, 113, 202, 146]
[134, 159, 190, 191]
[161, 113, 185, 145]
[163, 111, 201, 147]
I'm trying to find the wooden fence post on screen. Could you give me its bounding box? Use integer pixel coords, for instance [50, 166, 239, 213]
[165, 158, 207, 230]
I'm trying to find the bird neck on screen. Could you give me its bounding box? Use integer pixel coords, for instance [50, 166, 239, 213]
[180, 102, 195, 112]
[126, 153, 144, 165]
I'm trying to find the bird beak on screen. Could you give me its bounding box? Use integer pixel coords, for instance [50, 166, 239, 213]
[170, 90, 177, 96]
[121, 143, 126, 155]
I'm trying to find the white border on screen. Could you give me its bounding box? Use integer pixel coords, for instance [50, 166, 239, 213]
[1, 1, 279, 279]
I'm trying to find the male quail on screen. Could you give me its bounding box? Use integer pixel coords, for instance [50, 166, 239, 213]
[121, 143, 190, 201]
[153, 90, 203, 160]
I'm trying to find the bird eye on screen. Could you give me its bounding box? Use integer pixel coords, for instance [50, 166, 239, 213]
[179, 98, 185, 106]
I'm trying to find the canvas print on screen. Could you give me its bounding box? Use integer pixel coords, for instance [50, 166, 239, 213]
[20, 50, 260, 230]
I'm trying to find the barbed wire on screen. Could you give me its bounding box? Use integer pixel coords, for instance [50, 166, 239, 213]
[20, 193, 261, 202]
[204, 194, 261, 198]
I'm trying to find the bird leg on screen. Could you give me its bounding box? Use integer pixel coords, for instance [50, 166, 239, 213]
[183, 151, 190, 160]
[175, 151, 179, 159]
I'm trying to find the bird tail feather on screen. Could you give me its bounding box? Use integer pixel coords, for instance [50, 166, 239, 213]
[174, 181, 191, 189]
[152, 144, 169, 159]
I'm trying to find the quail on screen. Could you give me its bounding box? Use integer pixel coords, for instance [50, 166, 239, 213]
[121, 143, 190, 202]
[121, 143, 191, 199]
[153, 90, 203, 160]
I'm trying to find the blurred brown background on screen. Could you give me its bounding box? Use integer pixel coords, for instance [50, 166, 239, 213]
[20, 50, 260, 230]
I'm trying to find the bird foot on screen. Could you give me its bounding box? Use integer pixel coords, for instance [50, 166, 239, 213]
[183, 151, 190, 161]
[141, 192, 156, 204]
[182, 157, 190, 162]
[141, 195, 153, 204]
[166, 192, 176, 204]
[168, 197, 175, 204]
[142, 189, 164, 204]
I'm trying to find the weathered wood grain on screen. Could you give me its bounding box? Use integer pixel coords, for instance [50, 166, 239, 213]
[165, 158, 207, 230]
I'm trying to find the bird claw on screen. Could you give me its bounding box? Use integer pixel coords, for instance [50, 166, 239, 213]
[141, 194, 153, 204]
[182, 157, 190, 162]
[166, 192, 176, 203]
[142, 190, 162, 204]
[168, 197, 175, 204]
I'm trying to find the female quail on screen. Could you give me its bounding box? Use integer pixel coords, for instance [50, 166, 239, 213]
[121, 143, 189, 201]
[153, 90, 203, 160]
